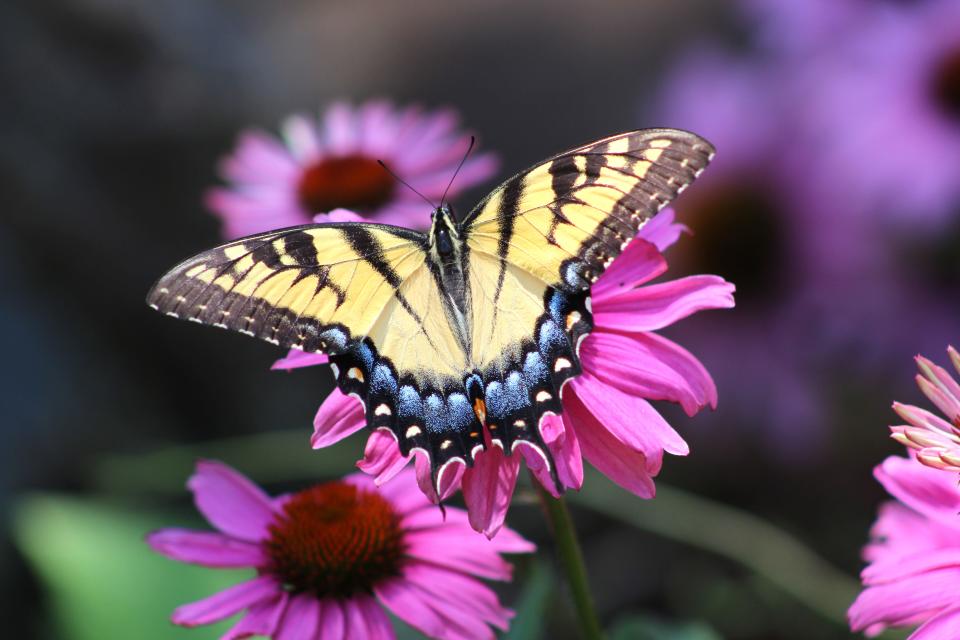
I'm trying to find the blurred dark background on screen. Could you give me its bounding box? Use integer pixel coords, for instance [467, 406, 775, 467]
[3, 1, 957, 638]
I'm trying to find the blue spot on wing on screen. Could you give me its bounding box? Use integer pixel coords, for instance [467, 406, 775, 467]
[355, 341, 375, 370]
[538, 318, 567, 356]
[523, 351, 550, 387]
[398, 385, 422, 420]
[487, 372, 531, 421]
[505, 371, 529, 410]
[548, 291, 566, 323]
[447, 393, 474, 433]
[371, 364, 398, 395]
[424, 394, 445, 434]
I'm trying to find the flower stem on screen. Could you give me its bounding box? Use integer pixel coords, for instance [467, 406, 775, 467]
[534, 480, 605, 640]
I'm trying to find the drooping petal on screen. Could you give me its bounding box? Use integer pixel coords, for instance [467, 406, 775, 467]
[588, 238, 666, 303]
[187, 460, 277, 541]
[863, 547, 960, 585]
[402, 563, 513, 631]
[405, 529, 515, 580]
[581, 329, 718, 416]
[312, 389, 366, 449]
[484, 525, 536, 555]
[221, 593, 289, 640]
[271, 350, 329, 371]
[461, 446, 521, 538]
[874, 456, 960, 530]
[357, 429, 411, 485]
[317, 599, 346, 640]
[172, 575, 278, 627]
[523, 414, 583, 497]
[146, 529, 268, 568]
[350, 593, 395, 640]
[863, 501, 956, 566]
[570, 371, 689, 457]
[638, 208, 687, 251]
[849, 568, 960, 633]
[275, 593, 321, 640]
[593, 275, 735, 333]
[566, 403, 656, 498]
[414, 452, 464, 504]
[375, 579, 448, 639]
[382, 577, 498, 640]
[912, 607, 960, 640]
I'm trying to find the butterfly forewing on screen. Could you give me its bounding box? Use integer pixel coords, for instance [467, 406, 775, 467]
[147, 224, 429, 353]
[464, 129, 714, 288]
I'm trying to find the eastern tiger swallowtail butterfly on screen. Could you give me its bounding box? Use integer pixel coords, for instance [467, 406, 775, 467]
[148, 129, 715, 491]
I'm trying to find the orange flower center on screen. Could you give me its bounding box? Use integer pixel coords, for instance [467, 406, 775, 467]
[296, 154, 396, 215]
[932, 47, 960, 121]
[266, 482, 405, 597]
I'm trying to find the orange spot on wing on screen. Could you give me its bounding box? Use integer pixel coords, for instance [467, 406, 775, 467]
[473, 398, 487, 424]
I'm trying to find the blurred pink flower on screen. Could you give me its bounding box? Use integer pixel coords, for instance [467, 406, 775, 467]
[148, 460, 533, 639]
[758, 0, 960, 229]
[207, 101, 498, 238]
[891, 346, 960, 472]
[849, 454, 960, 638]
[648, 39, 960, 462]
[297, 209, 735, 537]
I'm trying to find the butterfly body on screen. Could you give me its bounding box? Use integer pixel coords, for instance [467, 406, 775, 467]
[148, 129, 715, 490]
[426, 206, 472, 352]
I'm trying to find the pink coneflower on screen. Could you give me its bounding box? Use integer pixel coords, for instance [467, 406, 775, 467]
[891, 346, 960, 472]
[849, 454, 960, 638]
[206, 101, 498, 238]
[148, 460, 533, 639]
[294, 208, 735, 537]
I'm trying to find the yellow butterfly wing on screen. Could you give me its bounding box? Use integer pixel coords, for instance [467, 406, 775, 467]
[148, 224, 428, 351]
[462, 129, 714, 458]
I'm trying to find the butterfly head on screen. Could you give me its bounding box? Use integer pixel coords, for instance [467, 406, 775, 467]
[429, 205, 460, 259]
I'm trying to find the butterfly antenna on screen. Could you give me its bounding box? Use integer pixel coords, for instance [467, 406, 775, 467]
[440, 135, 475, 208]
[377, 160, 436, 209]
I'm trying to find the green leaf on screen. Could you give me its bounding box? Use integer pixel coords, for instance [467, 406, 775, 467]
[13, 494, 251, 640]
[609, 614, 722, 640]
[504, 560, 555, 640]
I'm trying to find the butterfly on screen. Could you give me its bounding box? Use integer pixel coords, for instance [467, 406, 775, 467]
[148, 129, 715, 491]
